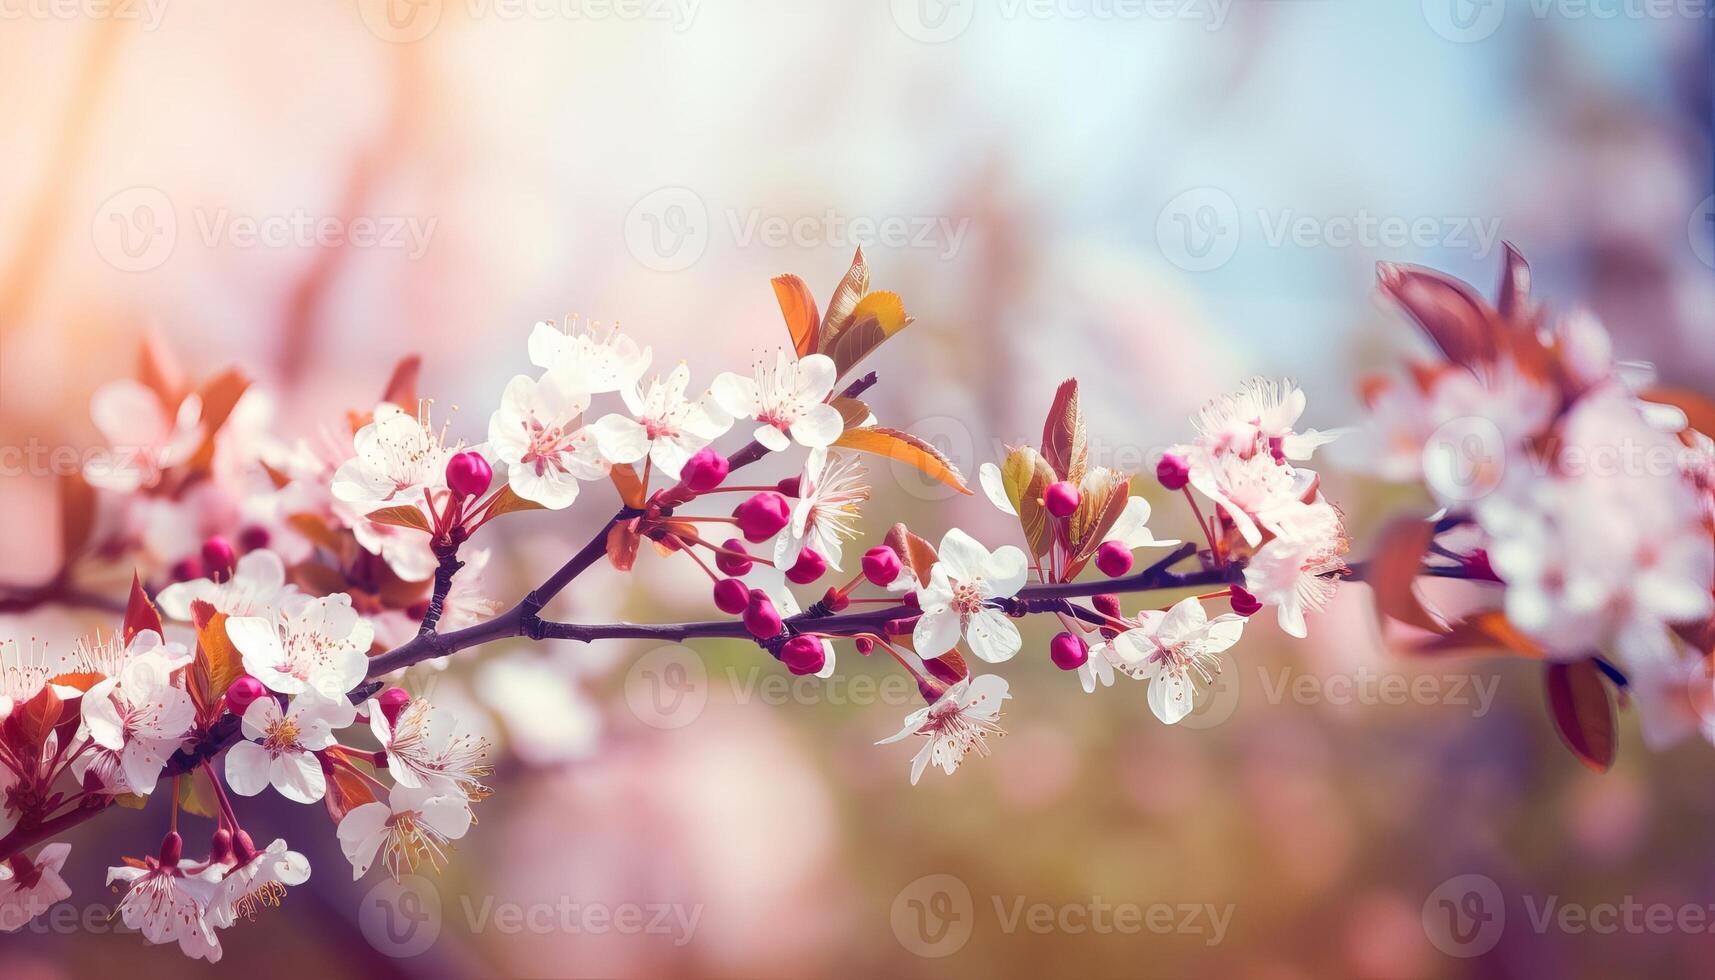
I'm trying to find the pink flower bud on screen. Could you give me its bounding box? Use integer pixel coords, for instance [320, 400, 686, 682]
[776, 476, 802, 497]
[208, 828, 235, 865]
[170, 557, 203, 583]
[743, 591, 783, 639]
[785, 547, 827, 585]
[1229, 586, 1263, 617]
[715, 539, 754, 576]
[225, 675, 267, 716]
[922, 655, 963, 688]
[780, 635, 826, 676]
[1092, 593, 1123, 639]
[238, 525, 271, 551]
[377, 686, 412, 726]
[861, 546, 902, 587]
[821, 587, 850, 612]
[159, 831, 183, 867]
[713, 577, 750, 614]
[1049, 631, 1089, 670]
[1044, 481, 1081, 517]
[446, 451, 493, 499]
[901, 591, 921, 611]
[1157, 452, 1190, 491]
[855, 636, 876, 656]
[201, 536, 236, 581]
[680, 448, 729, 492]
[1095, 540, 1134, 578]
[733, 492, 791, 543]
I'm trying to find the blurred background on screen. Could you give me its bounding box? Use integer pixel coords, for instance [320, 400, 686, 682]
[0, 1, 1711, 976]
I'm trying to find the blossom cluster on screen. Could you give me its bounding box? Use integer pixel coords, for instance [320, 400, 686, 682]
[0, 246, 1708, 960]
[1363, 247, 1715, 759]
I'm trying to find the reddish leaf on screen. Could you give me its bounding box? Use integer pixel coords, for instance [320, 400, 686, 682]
[482, 485, 546, 519]
[3, 686, 63, 759]
[1544, 660, 1616, 772]
[138, 333, 185, 406]
[1001, 446, 1056, 558]
[366, 504, 433, 533]
[1376, 261, 1499, 368]
[883, 523, 939, 588]
[607, 522, 641, 571]
[824, 314, 887, 378]
[1495, 242, 1534, 323]
[57, 471, 97, 572]
[830, 397, 872, 429]
[382, 354, 422, 409]
[1413, 609, 1544, 658]
[771, 274, 821, 358]
[834, 427, 971, 496]
[184, 369, 251, 472]
[818, 246, 870, 338]
[1064, 468, 1130, 576]
[1041, 379, 1088, 484]
[123, 573, 163, 643]
[1366, 517, 1448, 634]
[191, 603, 244, 716]
[610, 464, 647, 509]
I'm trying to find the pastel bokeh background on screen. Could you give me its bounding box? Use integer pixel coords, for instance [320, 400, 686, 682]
[1, 1, 1711, 977]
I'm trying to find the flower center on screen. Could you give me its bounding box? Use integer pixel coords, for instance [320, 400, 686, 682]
[264, 718, 302, 752]
[950, 582, 985, 617]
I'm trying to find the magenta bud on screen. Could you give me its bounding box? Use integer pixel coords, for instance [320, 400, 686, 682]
[1095, 540, 1134, 578]
[681, 448, 730, 492]
[713, 577, 750, 614]
[1092, 593, 1123, 639]
[238, 525, 271, 551]
[1157, 452, 1190, 491]
[776, 476, 802, 497]
[1049, 631, 1089, 670]
[922, 655, 963, 688]
[225, 675, 267, 716]
[170, 557, 203, 583]
[733, 492, 791, 543]
[1044, 481, 1081, 518]
[377, 686, 412, 726]
[446, 451, 494, 499]
[821, 587, 851, 612]
[715, 538, 754, 576]
[855, 636, 876, 656]
[201, 536, 236, 581]
[785, 547, 827, 585]
[208, 828, 235, 864]
[861, 546, 902, 587]
[743, 592, 782, 639]
[780, 635, 826, 676]
[901, 591, 921, 610]
[158, 831, 183, 867]
[1229, 586, 1263, 617]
